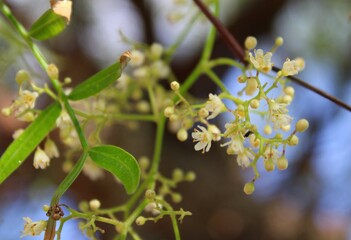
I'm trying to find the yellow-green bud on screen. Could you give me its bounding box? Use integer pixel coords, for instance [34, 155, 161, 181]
[284, 86, 295, 97]
[177, 128, 188, 142]
[1, 107, 12, 117]
[136, 101, 150, 113]
[288, 135, 299, 146]
[64, 77, 72, 84]
[295, 57, 305, 70]
[295, 119, 309, 132]
[264, 159, 275, 172]
[184, 171, 196, 182]
[275, 133, 283, 139]
[164, 106, 174, 117]
[282, 95, 293, 104]
[171, 193, 182, 203]
[145, 189, 156, 200]
[47, 63, 59, 80]
[275, 36, 284, 46]
[139, 156, 150, 170]
[244, 36, 257, 50]
[264, 125, 272, 135]
[243, 182, 255, 195]
[170, 81, 180, 91]
[237, 75, 246, 83]
[136, 216, 146, 226]
[172, 168, 184, 181]
[250, 99, 260, 109]
[245, 78, 258, 96]
[78, 201, 89, 212]
[89, 199, 101, 211]
[277, 156, 288, 170]
[16, 70, 30, 85]
[42, 205, 50, 212]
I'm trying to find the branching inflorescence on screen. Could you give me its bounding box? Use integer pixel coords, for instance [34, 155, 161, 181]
[7, 0, 351, 239]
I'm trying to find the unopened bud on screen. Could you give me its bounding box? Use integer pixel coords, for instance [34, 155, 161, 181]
[47, 64, 59, 80]
[295, 119, 309, 132]
[171, 193, 182, 203]
[275, 36, 284, 46]
[164, 106, 174, 117]
[244, 36, 257, 50]
[250, 99, 260, 109]
[264, 125, 272, 135]
[277, 156, 288, 170]
[136, 216, 146, 226]
[16, 70, 30, 85]
[288, 135, 299, 146]
[89, 199, 101, 211]
[184, 171, 196, 182]
[177, 128, 188, 142]
[264, 159, 275, 172]
[145, 189, 156, 200]
[172, 168, 184, 181]
[170, 81, 180, 91]
[243, 182, 255, 195]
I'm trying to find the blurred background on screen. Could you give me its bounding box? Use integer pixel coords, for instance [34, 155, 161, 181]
[1, 0, 351, 239]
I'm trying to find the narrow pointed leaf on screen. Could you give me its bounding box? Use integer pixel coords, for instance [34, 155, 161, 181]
[88, 145, 140, 194]
[0, 103, 61, 184]
[29, 9, 68, 41]
[68, 62, 122, 101]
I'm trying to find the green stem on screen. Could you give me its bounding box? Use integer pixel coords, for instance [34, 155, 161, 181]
[0, 2, 61, 93]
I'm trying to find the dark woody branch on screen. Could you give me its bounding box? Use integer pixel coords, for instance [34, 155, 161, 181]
[193, 0, 351, 112]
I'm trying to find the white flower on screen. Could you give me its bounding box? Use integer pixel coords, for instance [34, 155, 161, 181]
[17, 90, 39, 110]
[222, 135, 244, 155]
[130, 50, 145, 67]
[236, 149, 255, 168]
[33, 147, 50, 169]
[281, 58, 300, 76]
[20, 217, 47, 237]
[192, 125, 213, 153]
[205, 94, 226, 120]
[249, 49, 273, 73]
[44, 138, 59, 158]
[144, 202, 162, 215]
[268, 99, 293, 129]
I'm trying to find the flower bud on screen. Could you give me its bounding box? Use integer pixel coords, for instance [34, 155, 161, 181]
[177, 128, 188, 142]
[198, 108, 209, 118]
[170, 81, 180, 91]
[243, 182, 255, 195]
[16, 70, 30, 85]
[150, 43, 163, 60]
[89, 199, 101, 211]
[264, 125, 272, 135]
[295, 57, 305, 70]
[184, 171, 196, 182]
[172, 168, 184, 181]
[250, 99, 260, 109]
[136, 216, 146, 226]
[47, 63, 59, 80]
[264, 159, 275, 172]
[295, 119, 309, 132]
[245, 78, 258, 96]
[277, 156, 288, 170]
[145, 189, 156, 200]
[280, 124, 291, 132]
[284, 86, 295, 97]
[164, 106, 174, 117]
[244, 36, 257, 50]
[139, 156, 150, 170]
[1, 107, 12, 116]
[64, 77, 72, 84]
[288, 135, 299, 146]
[171, 193, 182, 203]
[275, 36, 284, 46]
[42, 205, 50, 212]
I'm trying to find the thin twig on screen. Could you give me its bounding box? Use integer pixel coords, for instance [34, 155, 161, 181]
[193, 0, 351, 112]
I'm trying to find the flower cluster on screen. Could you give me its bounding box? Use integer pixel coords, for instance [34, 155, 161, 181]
[165, 36, 308, 194]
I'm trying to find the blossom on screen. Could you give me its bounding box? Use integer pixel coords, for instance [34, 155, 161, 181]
[249, 49, 273, 73]
[129, 50, 145, 67]
[236, 149, 255, 168]
[17, 90, 39, 109]
[222, 135, 244, 155]
[21, 217, 47, 237]
[192, 125, 220, 153]
[33, 147, 50, 169]
[268, 99, 292, 129]
[263, 146, 279, 163]
[205, 94, 226, 120]
[281, 58, 300, 76]
[44, 138, 60, 158]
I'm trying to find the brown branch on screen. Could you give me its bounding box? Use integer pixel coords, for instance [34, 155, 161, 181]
[193, 0, 351, 112]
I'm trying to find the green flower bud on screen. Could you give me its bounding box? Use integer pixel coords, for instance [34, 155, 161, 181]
[172, 168, 184, 181]
[288, 135, 299, 146]
[136, 216, 146, 226]
[171, 193, 182, 203]
[244, 36, 257, 50]
[264, 159, 275, 172]
[170, 81, 180, 91]
[184, 171, 196, 182]
[16, 70, 30, 85]
[145, 189, 156, 200]
[243, 182, 255, 195]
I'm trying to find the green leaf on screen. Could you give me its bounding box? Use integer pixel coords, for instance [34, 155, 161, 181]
[0, 103, 61, 184]
[29, 9, 68, 41]
[88, 145, 140, 194]
[68, 62, 122, 101]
